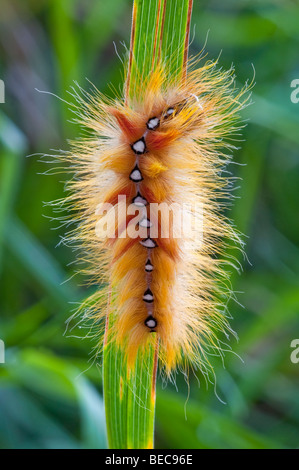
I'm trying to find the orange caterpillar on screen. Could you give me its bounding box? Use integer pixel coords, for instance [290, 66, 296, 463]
[64, 59, 249, 376]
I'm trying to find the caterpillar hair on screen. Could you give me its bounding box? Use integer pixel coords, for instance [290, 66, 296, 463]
[58, 56, 251, 379]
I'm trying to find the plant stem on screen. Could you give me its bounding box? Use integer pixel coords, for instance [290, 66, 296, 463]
[103, 0, 193, 450]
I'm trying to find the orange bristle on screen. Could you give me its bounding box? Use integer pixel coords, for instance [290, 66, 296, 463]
[61, 58, 251, 377]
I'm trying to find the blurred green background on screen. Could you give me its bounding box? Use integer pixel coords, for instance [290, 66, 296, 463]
[1, 0, 299, 449]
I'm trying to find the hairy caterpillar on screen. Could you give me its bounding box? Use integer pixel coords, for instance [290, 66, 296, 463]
[61, 57, 250, 377]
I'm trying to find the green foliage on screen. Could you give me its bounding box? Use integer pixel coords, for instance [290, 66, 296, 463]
[0, 0, 299, 449]
[103, 339, 157, 449]
[129, 0, 191, 89]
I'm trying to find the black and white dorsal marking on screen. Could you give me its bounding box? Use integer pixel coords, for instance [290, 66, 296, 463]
[147, 117, 160, 131]
[145, 259, 154, 272]
[143, 288, 154, 303]
[165, 107, 174, 118]
[129, 165, 143, 182]
[132, 192, 148, 207]
[140, 237, 157, 249]
[131, 136, 146, 155]
[139, 217, 152, 228]
[145, 316, 157, 330]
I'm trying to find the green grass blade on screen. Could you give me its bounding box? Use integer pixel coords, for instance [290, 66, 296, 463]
[127, 0, 193, 95]
[103, 0, 193, 450]
[5, 217, 78, 307]
[103, 308, 158, 449]
[0, 112, 27, 272]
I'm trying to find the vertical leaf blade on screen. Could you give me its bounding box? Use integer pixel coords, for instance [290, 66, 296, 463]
[103, 0, 193, 450]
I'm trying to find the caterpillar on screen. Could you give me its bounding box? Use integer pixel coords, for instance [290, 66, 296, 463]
[62, 58, 250, 377]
